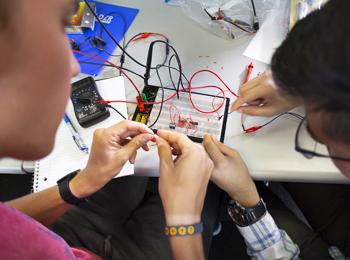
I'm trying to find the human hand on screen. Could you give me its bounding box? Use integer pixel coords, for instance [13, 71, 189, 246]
[231, 71, 302, 117]
[156, 130, 213, 226]
[70, 120, 155, 198]
[203, 135, 260, 207]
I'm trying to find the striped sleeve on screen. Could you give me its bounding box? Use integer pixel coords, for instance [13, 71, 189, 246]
[236, 211, 300, 260]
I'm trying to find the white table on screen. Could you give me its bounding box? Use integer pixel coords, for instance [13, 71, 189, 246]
[99, 0, 346, 183]
[1, 0, 347, 183]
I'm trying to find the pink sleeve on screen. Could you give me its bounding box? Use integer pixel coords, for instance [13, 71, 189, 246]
[0, 203, 101, 260]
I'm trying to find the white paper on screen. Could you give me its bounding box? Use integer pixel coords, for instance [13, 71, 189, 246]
[243, 2, 289, 64]
[34, 77, 132, 192]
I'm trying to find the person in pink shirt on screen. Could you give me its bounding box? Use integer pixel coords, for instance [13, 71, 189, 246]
[0, 0, 215, 259]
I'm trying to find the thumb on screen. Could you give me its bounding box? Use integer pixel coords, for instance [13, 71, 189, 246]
[203, 134, 225, 164]
[121, 133, 154, 162]
[231, 97, 246, 112]
[156, 136, 174, 173]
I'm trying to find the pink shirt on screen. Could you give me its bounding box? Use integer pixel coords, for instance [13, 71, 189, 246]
[0, 203, 101, 260]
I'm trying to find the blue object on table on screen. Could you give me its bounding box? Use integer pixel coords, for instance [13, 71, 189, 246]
[64, 114, 89, 154]
[68, 1, 139, 76]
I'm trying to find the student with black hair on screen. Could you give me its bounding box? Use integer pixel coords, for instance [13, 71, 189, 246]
[206, 0, 350, 258]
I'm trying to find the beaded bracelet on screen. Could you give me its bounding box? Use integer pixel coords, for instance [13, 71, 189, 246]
[165, 222, 203, 237]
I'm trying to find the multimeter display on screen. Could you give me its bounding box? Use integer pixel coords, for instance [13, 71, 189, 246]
[71, 77, 110, 128]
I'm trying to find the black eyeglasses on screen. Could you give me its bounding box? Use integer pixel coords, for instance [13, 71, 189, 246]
[295, 117, 350, 162]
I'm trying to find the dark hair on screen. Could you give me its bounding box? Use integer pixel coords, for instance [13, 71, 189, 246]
[271, 0, 350, 143]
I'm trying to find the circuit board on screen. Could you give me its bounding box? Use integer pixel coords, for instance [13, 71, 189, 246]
[132, 85, 230, 142]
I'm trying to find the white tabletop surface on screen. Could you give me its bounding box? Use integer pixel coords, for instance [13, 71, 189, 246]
[99, 0, 346, 183]
[1, 0, 347, 183]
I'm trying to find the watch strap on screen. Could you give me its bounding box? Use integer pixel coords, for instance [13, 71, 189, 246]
[57, 170, 87, 205]
[227, 198, 267, 227]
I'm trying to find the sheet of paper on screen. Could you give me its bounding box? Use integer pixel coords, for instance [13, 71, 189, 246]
[33, 77, 132, 192]
[243, 2, 290, 64]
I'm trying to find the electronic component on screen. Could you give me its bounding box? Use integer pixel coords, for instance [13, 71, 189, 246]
[71, 77, 110, 128]
[66, 2, 96, 34]
[132, 85, 230, 143]
[169, 123, 177, 129]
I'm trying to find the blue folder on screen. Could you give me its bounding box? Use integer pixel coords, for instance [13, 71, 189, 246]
[68, 1, 139, 76]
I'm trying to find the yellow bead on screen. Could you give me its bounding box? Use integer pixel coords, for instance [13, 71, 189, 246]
[170, 227, 177, 236]
[187, 226, 195, 235]
[179, 227, 186, 235]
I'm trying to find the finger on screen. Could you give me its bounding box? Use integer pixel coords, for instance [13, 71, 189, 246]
[109, 120, 153, 139]
[120, 135, 153, 150]
[157, 129, 193, 152]
[231, 97, 246, 112]
[129, 151, 137, 164]
[142, 143, 150, 151]
[202, 134, 225, 164]
[238, 105, 276, 117]
[239, 73, 268, 94]
[211, 136, 239, 158]
[247, 98, 264, 106]
[155, 136, 174, 172]
[120, 133, 154, 162]
[231, 74, 269, 112]
[231, 89, 263, 112]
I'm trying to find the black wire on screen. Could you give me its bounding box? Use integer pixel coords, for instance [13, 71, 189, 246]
[286, 112, 304, 120]
[79, 61, 145, 79]
[242, 112, 303, 132]
[250, 0, 257, 16]
[161, 63, 190, 90]
[168, 54, 181, 97]
[84, 0, 172, 72]
[148, 65, 165, 128]
[260, 112, 303, 128]
[83, 0, 151, 68]
[106, 104, 127, 119]
[144, 40, 182, 91]
[119, 32, 144, 70]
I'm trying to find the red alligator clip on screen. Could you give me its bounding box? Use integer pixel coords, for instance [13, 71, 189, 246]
[136, 96, 145, 112]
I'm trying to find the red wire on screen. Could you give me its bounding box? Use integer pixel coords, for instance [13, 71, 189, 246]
[189, 69, 239, 97]
[100, 85, 226, 114]
[75, 50, 236, 115]
[187, 69, 237, 114]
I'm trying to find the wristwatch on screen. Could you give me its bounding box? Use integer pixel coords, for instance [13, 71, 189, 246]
[57, 170, 87, 205]
[227, 198, 267, 227]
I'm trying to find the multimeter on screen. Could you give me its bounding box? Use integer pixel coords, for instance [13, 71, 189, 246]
[71, 77, 110, 128]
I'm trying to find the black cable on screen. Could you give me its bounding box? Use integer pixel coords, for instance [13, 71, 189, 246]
[162, 63, 190, 90]
[105, 104, 126, 119]
[144, 40, 182, 90]
[250, 0, 257, 16]
[286, 112, 304, 120]
[168, 54, 182, 98]
[250, 0, 259, 31]
[119, 32, 144, 70]
[79, 61, 145, 79]
[148, 65, 165, 128]
[83, 0, 150, 68]
[84, 0, 172, 72]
